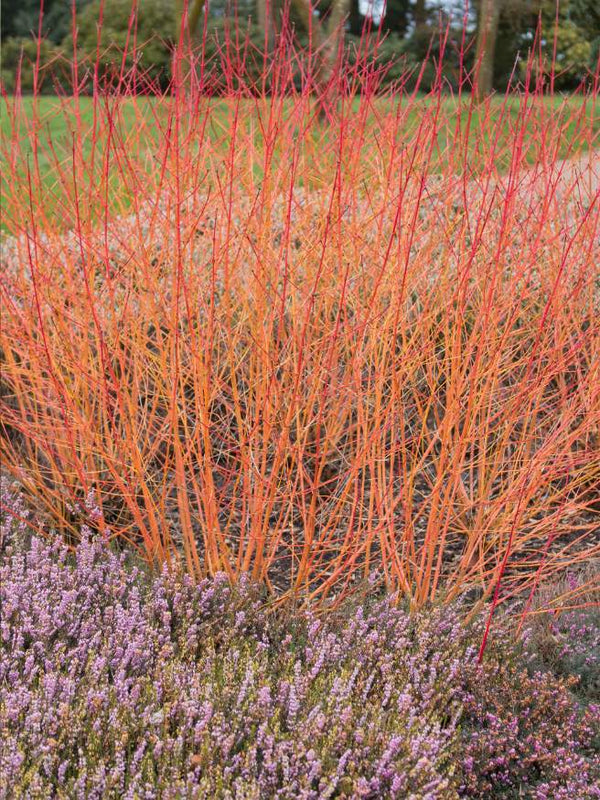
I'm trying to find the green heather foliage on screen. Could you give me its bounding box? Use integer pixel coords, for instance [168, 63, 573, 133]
[521, 569, 600, 703]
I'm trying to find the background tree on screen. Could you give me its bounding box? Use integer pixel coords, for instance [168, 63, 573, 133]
[287, 0, 352, 116]
[3, 0, 599, 96]
[474, 0, 502, 99]
[348, 0, 363, 36]
[534, 0, 600, 88]
[71, 0, 175, 88]
[1, 0, 94, 42]
[413, 0, 426, 26]
[382, 0, 411, 37]
[176, 0, 207, 41]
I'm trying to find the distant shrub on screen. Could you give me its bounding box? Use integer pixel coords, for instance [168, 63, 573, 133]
[66, 0, 175, 90]
[0, 37, 59, 93]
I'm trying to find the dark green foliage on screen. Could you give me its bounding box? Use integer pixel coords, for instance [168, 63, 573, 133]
[1, 0, 94, 43]
[0, 36, 58, 92]
[1, 1, 599, 95]
[382, 0, 411, 37]
[65, 0, 175, 89]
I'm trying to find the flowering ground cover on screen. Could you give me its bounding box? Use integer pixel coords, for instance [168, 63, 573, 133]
[1, 16, 599, 799]
[1, 490, 599, 799]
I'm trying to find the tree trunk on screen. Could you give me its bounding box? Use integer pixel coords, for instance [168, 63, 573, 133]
[324, 0, 351, 62]
[414, 0, 426, 28]
[475, 0, 501, 101]
[290, 0, 325, 51]
[175, 0, 205, 44]
[187, 0, 205, 39]
[173, 0, 205, 91]
[291, 0, 350, 120]
[257, 0, 276, 51]
[349, 0, 363, 37]
[383, 0, 410, 37]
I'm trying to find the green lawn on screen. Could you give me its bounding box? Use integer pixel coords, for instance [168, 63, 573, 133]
[4, 93, 598, 166]
[2, 93, 598, 229]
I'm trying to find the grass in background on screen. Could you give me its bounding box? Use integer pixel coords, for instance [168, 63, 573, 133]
[2, 93, 599, 228]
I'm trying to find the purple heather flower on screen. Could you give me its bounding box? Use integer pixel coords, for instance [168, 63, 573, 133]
[2, 532, 598, 798]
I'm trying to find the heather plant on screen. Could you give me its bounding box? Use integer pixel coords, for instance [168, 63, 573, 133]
[458, 651, 600, 798]
[0, 532, 462, 797]
[519, 565, 600, 702]
[0, 476, 30, 551]
[1, 531, 599, 798]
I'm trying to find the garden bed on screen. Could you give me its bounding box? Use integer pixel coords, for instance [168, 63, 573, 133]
[1, 498, 599, 798]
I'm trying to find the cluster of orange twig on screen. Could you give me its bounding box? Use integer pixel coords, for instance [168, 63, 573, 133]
[1, 33, 599, 615]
